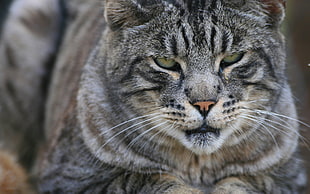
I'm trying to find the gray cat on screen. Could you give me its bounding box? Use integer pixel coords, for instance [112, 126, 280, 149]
[0, 0, 307, 193]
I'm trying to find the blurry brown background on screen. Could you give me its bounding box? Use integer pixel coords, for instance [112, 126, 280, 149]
[287, 0, 310, 193]
[0, 0, 309, 192]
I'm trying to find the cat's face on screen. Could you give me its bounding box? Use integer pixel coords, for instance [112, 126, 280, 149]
[103, 0, 286, 154]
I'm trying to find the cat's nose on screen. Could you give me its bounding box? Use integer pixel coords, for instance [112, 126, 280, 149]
[193, 100, 216, 118]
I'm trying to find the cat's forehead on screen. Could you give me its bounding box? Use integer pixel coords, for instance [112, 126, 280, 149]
[135, 0, 265, 29]
[137, 0, 247, 12]
[117, 0, 272, 59]
[142, 1, 265, 52]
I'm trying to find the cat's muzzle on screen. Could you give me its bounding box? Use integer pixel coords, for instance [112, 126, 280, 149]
[185, 122, 220, 137]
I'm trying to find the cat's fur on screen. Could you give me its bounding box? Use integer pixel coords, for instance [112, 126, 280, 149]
[0, 0, 307, 193]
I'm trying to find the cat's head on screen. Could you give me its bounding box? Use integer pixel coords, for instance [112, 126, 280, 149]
[100, 0, 288, 154]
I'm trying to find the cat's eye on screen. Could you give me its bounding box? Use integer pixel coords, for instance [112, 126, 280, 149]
[220, 53, 244, 71]
[154, 58, 180, 71]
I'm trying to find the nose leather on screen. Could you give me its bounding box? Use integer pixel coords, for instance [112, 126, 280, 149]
[193, 101, 216, 118]
[193, 101, 215, 112]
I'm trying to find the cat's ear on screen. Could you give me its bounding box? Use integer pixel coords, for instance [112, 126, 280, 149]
[260, 0, 286, 26]
[104, 0, 154, 31]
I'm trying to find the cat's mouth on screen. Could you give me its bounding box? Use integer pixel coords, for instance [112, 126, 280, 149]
[185, 123, 220, 137]
[182, 123, 222, 154]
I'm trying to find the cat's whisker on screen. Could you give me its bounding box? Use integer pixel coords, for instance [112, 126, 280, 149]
[239, 115, 280, 150]
[240, 113, 309, 150]
[243, 113, 297, 135]
[96, 115, 163, 154]
[240, 108, 310, 128]
[245, 99, 269, 103]
[98, 117, 164, 153]
[99, 112, 162, 137]
[126, 121, 169, 150]
[149, 122, 175, 143]
[261, 118, 310, 149]
[252, 113, 307, 139]
[241, 109, 309, 144]
[160, 122, 179, 156]
[137, 122, 176, 154]
[242, 113, 302, 139]
[256, 115, 308, 148]
[228, 123, 245, 137]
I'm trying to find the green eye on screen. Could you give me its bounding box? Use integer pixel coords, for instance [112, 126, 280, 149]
[220, 53, 244, 70]
[154, 58, 180, 71]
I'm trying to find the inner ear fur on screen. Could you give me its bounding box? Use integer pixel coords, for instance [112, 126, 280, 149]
[104, 0, 154, 31]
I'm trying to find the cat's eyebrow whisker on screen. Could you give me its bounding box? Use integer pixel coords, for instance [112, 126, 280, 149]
[239, 115, 280, 151]
[99, 112, 162, 136]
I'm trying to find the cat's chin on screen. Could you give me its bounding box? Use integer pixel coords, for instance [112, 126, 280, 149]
[182, 124, 224, 155]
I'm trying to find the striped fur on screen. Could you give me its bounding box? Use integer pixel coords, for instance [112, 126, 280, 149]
[0, 0, 307, 193]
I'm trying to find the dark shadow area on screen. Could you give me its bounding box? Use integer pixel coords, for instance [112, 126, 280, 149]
[0, 0, 12, 35]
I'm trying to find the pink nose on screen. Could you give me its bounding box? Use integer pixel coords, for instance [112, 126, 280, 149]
[193, 101, 216, 117]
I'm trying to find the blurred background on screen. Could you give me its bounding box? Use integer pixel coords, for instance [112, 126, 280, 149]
[0, 0, 11, 34]
[286, 1, 310, 193]
[0, 0, 309, 192]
